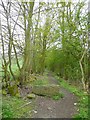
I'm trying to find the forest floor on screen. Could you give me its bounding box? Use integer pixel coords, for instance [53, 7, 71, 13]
[31, 73, 78, 118]
[2, 72, 88, 118]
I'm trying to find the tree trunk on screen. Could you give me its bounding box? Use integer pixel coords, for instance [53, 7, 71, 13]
[79, 50, 86, 90]
[20, 2, 35, 86]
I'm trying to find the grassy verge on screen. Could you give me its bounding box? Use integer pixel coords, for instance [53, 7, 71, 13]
[2, 95, 34, 118]
[55, 76, 88, 119]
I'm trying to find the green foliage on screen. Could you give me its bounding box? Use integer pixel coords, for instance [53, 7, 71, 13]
[2, 89, 7, 95]
[1, 1, 88, 118]
[1, 1, 88, 90]
[31, 75, 49, 86]
[2, 96, 33, 118]
[27, 93, 36, 99]
[8, 57, 23, 74]
[32, 84, 60, 97]
[8, 85, 18, 96]
[58, 78, 88, 118]
[0, 60, 2, 75]
[32, 79, 49, 86]
[46, 47, 82, 81]
[2, 103, 14, 118]
[52, 93, 64, 100]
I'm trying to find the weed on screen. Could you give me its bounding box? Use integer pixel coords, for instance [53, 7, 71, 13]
[2, 95, 33, 118]
[2, 104, 14, 118]
[52, 93, 64, 100]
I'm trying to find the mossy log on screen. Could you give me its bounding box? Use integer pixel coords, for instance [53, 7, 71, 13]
[32, 85, 60, 96]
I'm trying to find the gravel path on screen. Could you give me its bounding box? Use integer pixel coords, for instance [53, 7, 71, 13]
[32, 73, 78, 118]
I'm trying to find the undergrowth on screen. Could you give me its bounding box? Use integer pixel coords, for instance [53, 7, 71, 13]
[52, 93, 64, 100]
[2, 95, 33, 118]
[56, 76, 88, 119]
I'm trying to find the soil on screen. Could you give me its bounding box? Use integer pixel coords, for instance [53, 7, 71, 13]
[31, 73, 78, 118]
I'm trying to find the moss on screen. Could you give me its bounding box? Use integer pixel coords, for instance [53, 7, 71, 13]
[32, 85, 60, 96]
[2, 89, 7, 95]
[15, 93, 21, 98]
[27, 93, 36, 99]
[8, 84, 18, 96]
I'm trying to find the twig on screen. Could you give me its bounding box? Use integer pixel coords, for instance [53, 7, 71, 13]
[16, 101, 32, 110]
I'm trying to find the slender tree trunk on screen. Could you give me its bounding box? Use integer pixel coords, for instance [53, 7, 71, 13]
[20, 2, 35, 86]
[79, 50, 86, 90]
[32, 2, 41, 73]
[61, 2, 66, 78]
[0, 17, 10, 87]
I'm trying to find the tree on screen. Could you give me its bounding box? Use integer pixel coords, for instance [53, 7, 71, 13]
[20, 2, 35, 86]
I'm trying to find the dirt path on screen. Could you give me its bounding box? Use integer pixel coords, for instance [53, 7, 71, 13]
[31, 73, 78, 118]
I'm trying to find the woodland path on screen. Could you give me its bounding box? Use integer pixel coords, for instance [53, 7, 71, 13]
[31, 73, 78, 118]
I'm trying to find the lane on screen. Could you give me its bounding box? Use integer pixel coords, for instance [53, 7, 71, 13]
[32, 73, 78, 118]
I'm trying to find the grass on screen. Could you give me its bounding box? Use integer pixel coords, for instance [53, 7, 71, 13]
[30, 73, 64, 101]
[1, 59, 88, 119]
[2, 95, 34, 118]
[0, 57, 23, 78]
[31, 75, 49, 86]
[11, 57, 23, 73]
[56, 76, 88, 119]
[35, 92, 64, 101]
[52, 93, 64, 100]
[31, 79, 49, 86]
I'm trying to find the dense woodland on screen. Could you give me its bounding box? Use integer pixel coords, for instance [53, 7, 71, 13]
[0, 0, 90, 118]
[0, 0, 89, 91]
